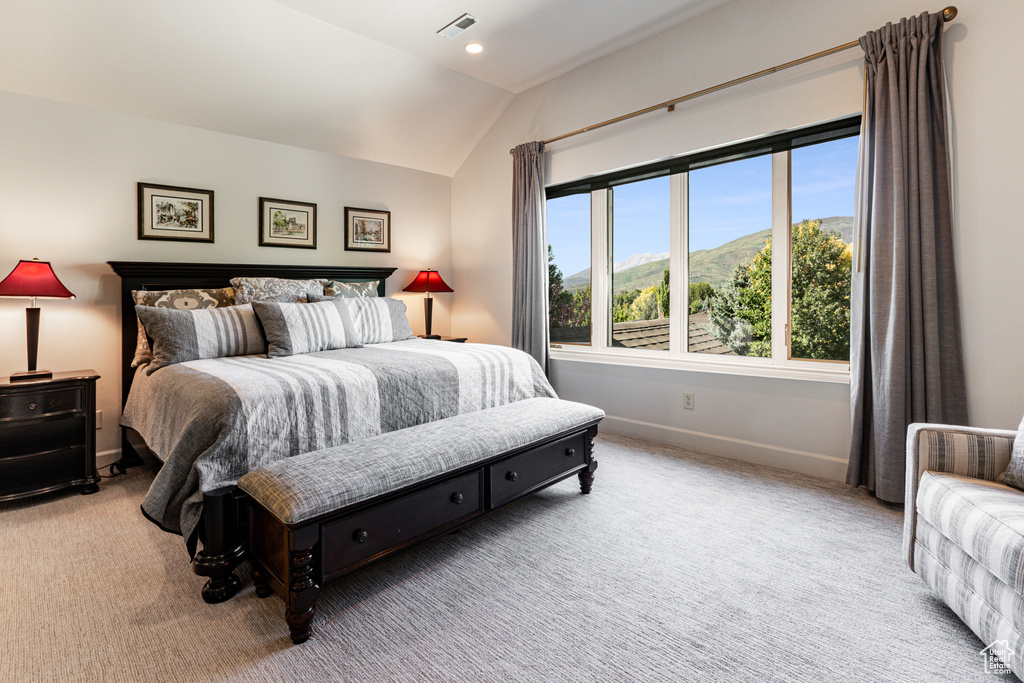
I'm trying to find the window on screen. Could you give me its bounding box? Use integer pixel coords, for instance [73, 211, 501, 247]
[547, 193, 591, 345]
[789, 137, 858, 362]
[546, 116, 859, 378]
[688, 155, 772, 357]
[610, 177, 670, 351]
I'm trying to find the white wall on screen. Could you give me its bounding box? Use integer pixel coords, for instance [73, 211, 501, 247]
[451, 0, 1024, 479]
[0, 91, 453, 462]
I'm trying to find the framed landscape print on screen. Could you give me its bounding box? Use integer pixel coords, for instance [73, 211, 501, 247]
[259, 197, 317, 249]
[344, 207, 391, 253]
[138, 183, 214, 243]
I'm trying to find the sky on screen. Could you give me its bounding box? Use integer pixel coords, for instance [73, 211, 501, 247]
[548, 135, 859, 278]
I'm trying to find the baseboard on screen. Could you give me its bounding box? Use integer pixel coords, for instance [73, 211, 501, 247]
[97, 449, 121, 469]
[600, 415, 849, 482]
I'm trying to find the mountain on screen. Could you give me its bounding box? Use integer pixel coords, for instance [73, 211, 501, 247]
[561, 216, 853, 294]
[614, 252, 669, 273]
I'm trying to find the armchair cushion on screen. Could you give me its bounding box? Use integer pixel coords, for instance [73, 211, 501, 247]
[916, 471, 1024, 588]
[996, 415, 1024, 491]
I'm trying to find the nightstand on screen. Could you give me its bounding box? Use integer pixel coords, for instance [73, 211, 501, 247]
[0, 370, 100, 501]
[418, 335, 468, 343]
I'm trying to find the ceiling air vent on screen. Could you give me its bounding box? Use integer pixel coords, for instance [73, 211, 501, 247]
[437, 13, 477, 39]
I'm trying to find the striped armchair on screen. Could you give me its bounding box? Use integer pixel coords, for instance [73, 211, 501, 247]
[904, 423, 1022, 676]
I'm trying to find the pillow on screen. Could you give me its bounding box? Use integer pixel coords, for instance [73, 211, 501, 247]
[131, 287, 235, 367]
[252, 300, 362, 357]
[310, 295, 415, 344]
[323, 280, 380, 298]
[997, 415, 1024, 490]
[230, 277, 325, 305]
[135, 303, 265, 373]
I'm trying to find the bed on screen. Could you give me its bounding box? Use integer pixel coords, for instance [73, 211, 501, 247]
[108, 261, 556, 602]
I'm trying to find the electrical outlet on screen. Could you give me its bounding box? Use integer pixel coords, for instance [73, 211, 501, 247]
[683, 392, 694, 410]
[96, 410, 102, 429]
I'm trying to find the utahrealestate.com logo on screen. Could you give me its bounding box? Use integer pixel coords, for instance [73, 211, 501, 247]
[980, 640, 1015, 675]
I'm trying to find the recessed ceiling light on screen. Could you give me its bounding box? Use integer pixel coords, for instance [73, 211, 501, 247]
[465, 43, 483, 54]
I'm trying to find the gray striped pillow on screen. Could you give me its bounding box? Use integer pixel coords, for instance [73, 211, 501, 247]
[312, 295, 415, 344]
[997, 415, 1024, 490]
[252, 300, 362, 357]
[135, 304, 266, 374]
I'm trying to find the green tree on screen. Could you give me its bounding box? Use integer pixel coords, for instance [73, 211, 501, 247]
[657, 269, 670, 318]
[789, 219, 851, 360]
[707, 219, 851, 359]
[613, 288, 641, 322]
[629, 285, 661, 320]
[688, 282, 716, 314]
[709, 238, 772, 357]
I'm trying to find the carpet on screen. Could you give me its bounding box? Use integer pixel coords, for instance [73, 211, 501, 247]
[0, 434, 1000, 682]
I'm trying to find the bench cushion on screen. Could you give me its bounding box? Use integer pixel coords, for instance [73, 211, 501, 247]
[917, 471, 1024, 589]
[238, 397, 604, 525]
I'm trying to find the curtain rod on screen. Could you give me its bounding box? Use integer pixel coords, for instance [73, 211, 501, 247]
[509, 6, 958, 156]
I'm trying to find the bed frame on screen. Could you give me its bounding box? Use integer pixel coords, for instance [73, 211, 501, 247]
[108, 261, 397, 603]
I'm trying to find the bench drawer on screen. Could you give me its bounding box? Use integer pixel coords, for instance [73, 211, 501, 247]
[320, 470, 482, 580]
[489, 432, 587, 508]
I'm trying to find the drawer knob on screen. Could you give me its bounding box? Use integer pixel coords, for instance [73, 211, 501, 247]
[353, 529, 368, 544]
[565, 447, 576, 457]
[450, 492, 464, 505]
[505, 471, 518, 482]
[28, 402, 37, 411]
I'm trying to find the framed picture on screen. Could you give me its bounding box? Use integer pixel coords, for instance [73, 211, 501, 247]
[344, 207, 391, 253]
[259, 197, 317, 249]
[138, 183, 214, 243]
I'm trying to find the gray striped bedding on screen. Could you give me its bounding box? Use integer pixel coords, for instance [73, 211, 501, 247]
[120, 338, 557, 545]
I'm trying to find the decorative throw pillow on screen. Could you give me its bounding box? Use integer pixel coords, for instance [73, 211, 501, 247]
[135, 303, 265, 374]
[323, 280, 380, 298]
[230, 277, 325, 305]
[131, 287, 235, 367]
[996, 415, 1024, 490]
[252, 300, 362, 357]
[310, 295, 415, 344]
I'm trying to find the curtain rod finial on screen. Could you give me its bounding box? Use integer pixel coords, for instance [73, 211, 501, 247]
[942, 6, 957, 22]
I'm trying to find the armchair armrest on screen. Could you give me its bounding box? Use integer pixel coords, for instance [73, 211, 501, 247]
[903, 423, 1016, 571]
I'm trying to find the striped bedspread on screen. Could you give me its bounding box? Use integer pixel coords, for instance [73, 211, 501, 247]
[121, 339, 556, 544]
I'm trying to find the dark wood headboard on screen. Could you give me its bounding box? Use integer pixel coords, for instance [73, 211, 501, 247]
[107, 261, 397, 412]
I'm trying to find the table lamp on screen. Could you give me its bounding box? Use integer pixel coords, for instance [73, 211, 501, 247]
[0, 258, 75, 381]
[402, 269, 453, 338]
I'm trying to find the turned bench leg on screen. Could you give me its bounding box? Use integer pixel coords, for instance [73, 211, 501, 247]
[251, 565, 274, 598]
[286, 538, 320, 644]
[579, 429, 599, 494]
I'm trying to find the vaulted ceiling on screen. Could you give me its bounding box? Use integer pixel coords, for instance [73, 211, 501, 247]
[0, 0, 728, 176]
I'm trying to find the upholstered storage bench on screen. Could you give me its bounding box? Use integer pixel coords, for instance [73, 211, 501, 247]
[237, 397, 604, 643]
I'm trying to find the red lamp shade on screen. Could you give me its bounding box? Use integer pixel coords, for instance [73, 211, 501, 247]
[402, 269, 453, 294]
[0, 259, 75, 300]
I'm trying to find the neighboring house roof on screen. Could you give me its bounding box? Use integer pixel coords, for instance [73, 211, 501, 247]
[611, 313, 736, 355]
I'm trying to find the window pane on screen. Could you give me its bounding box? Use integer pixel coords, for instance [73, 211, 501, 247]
[687, 155, 773, 357]
[547, 194, 591, 345]
[790, 136, 858, 361]
[610, 177, 670, 351]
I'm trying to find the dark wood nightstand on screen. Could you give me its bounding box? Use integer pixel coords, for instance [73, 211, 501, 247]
[0, 370, 100, 501]
[418, 335, 468, 343]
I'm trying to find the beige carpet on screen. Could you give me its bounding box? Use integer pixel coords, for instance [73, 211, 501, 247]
[0, 434, 1000, 682]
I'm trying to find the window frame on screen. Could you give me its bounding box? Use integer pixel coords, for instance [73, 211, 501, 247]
[547, 116, 859, 384]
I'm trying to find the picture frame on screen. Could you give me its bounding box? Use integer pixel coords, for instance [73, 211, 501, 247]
[138, 183, 214, 243]
[259, 197, 317, 249]
[344, 207, 391, 253]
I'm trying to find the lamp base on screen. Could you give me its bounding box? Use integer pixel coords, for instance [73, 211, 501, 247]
[10, 369, 53, 382]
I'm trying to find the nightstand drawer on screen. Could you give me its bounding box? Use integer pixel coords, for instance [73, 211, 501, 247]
[0, 414, 86, 458]
[0, 447, 89, 499]
[0, 386, 81, 420]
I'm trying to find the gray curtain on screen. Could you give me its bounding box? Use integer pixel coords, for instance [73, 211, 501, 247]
[847, 12, 967, 503]
[511, 141, 549, 372]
